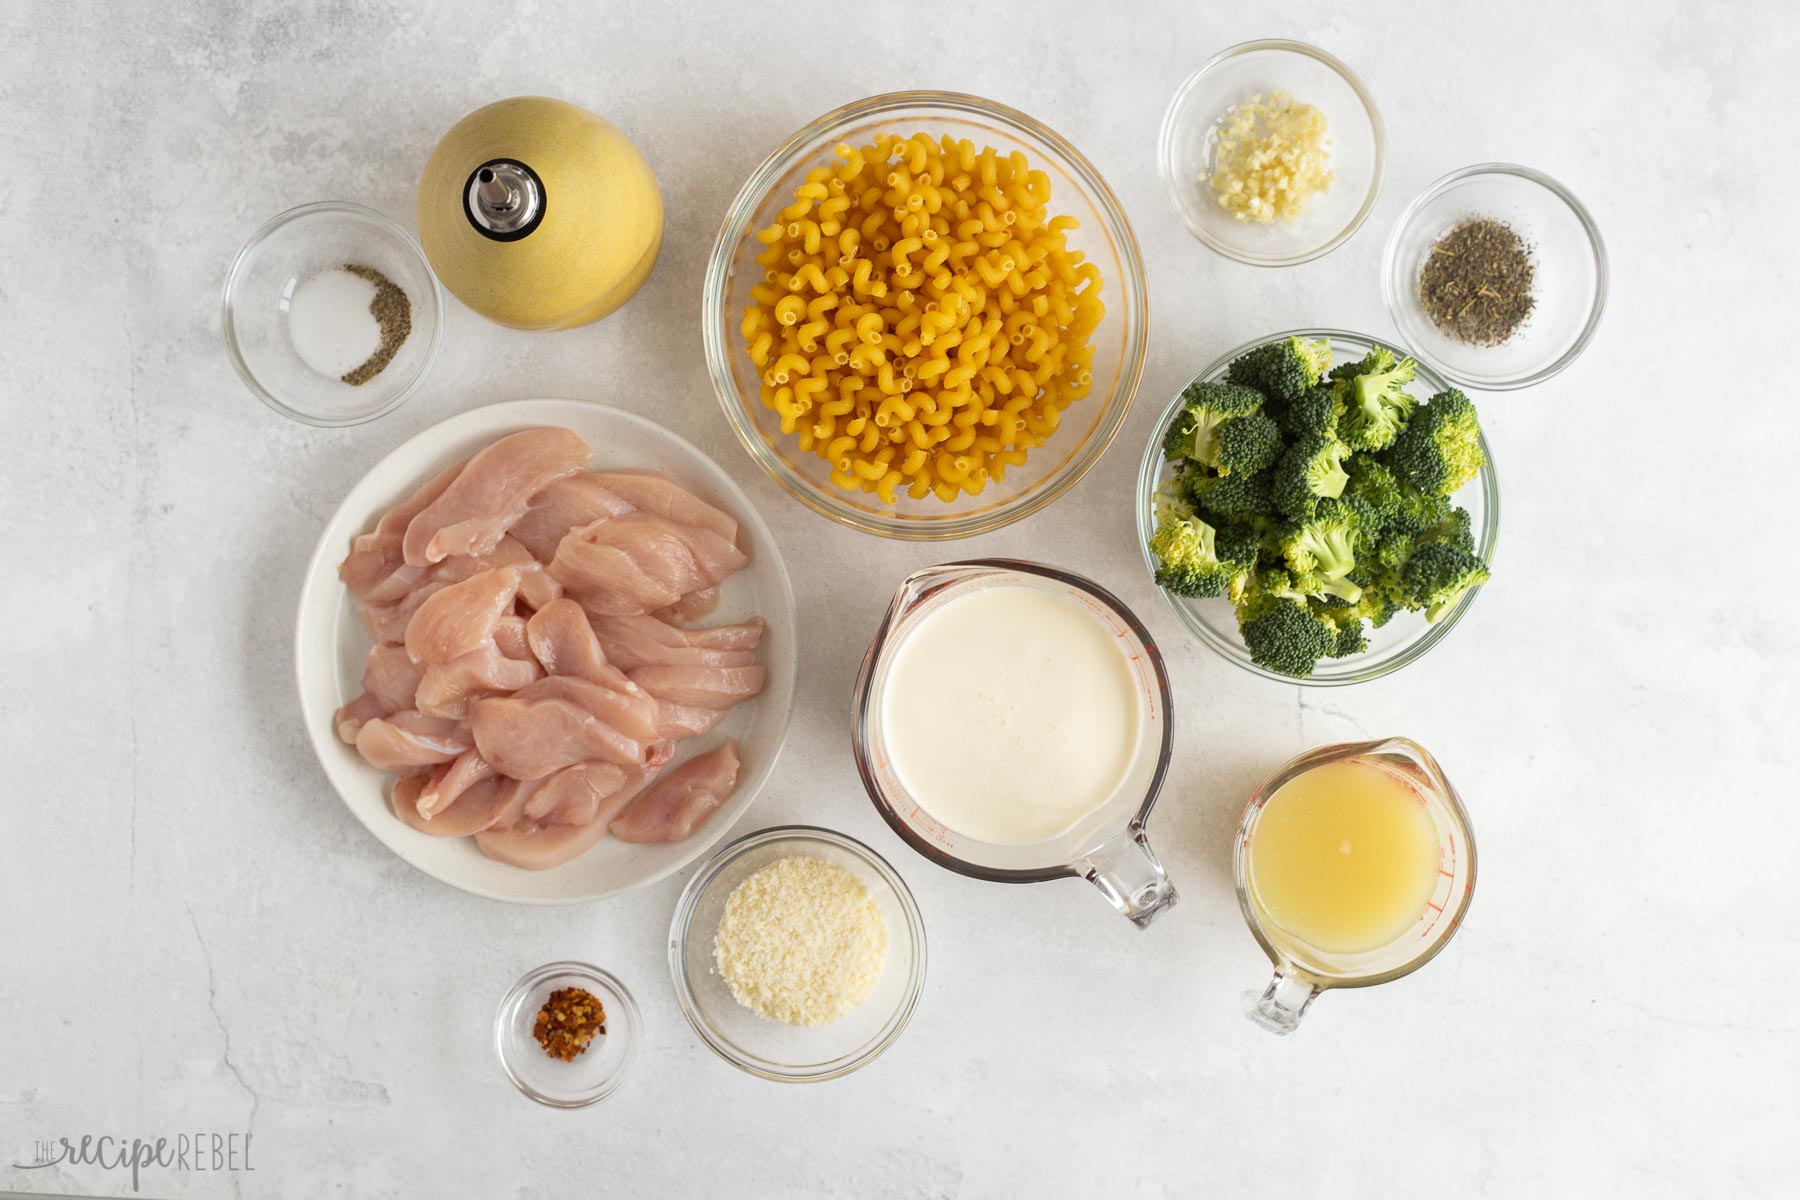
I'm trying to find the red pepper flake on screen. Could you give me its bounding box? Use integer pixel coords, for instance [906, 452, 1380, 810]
[532, 987, 606, 1061]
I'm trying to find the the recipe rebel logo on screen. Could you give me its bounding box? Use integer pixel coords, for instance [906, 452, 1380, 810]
[11, 1130, 255, 1193]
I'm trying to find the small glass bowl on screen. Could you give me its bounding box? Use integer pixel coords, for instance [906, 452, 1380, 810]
[703, 91, 1149, 540]
[1136, 329, 1499, 687]
[223, 201, 444, 426]
[668, 826, 927, 1082]
[1382, 163, 1607, 390]
[494, 961, 642, 1107]
[1159, 39, 1385, 267]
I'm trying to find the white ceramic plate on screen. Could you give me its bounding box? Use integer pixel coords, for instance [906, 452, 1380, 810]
[294, 398, 799, 904]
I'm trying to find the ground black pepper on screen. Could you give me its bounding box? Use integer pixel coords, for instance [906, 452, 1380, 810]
[341, 263, 411, 386]
[1417, 218, 1536, 346]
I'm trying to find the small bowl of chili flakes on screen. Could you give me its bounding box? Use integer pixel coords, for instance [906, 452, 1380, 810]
[494, 961, 642, 1107]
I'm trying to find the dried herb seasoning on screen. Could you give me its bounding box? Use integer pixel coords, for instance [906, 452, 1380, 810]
[532, 986, 607, 1061]
[1417, 218, 1536, 346]
[341, 263, 412, 386]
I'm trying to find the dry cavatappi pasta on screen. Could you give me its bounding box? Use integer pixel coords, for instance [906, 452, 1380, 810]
[740, 133, 1105, 504]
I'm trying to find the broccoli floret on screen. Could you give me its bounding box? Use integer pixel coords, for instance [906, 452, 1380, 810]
[1148, 511, 1250, 599]
[1272, 383, 1342, 441]
[1214, 411, 1283, 476]
[1161, 381, 1265, 464]
[1188, 467, 1273, 521]
[1343, 457, 1402, 531]
[1237, 590, 1336, 678]
[1214, 521, 1265, 571]
[1401, 542, 1492, 622]
[1281, 502, 1359, 581]
[1270, 435, 1350, 522]
[1389, 483, 1453, 537]
[1226, 336, 1334, 404]
[1309, 601, 1371, 659]
[1382, 389, 1485, 496]
[1415, 506, 1475, 555]
[1332, 347, 1418, 452]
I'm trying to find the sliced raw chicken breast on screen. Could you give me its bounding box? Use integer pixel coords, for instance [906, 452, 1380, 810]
[416, 749, 496, 819]
[653, 586, 721, 624]
[492, 615, 532, 661]
[361, 580, 446, 645]
[402, 428, 590, 566]
[592, 470, 740, 545]
[415, 641, 542, 721]
[362, 643, 427, 714]
[522, 761, 629, 827]
[468, 691, 652, 778]
[653, 702, 728, 741]
[474, 764, 660, 870]
[508, 674, 660, 744]
[339, 459, 467, 596]
[611, 742, 741, 843]
[509, 474, 632, 561]
[589, 614, 763, 670]
[405, 566, 521, 665]
[392, 773, 529, 838]
[628, 664, 766, 710]
[335, 692, 386, 743]
[525, 599, 631, 688]
[549, 513, 747, 615]
[355, 712, 474, 772]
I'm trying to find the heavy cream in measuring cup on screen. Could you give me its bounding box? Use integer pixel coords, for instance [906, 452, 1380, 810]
[880, 585, 1141, 844]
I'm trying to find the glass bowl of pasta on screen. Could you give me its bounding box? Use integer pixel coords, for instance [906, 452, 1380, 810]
[704, 92, 1149, 540]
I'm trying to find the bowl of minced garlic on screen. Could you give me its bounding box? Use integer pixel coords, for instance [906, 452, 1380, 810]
[669, 826, 927, 1081]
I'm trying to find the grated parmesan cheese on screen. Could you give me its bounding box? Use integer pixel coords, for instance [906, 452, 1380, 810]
[713, 855, 889, 1026]
[1202, 91, 1334, 224]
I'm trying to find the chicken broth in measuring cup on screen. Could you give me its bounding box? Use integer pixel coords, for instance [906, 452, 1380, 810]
[879, 584, 1142, 845]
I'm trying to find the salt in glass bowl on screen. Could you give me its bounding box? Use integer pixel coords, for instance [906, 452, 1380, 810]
[1381, 163, 1607, 391]
[668, 825, 926, 1082]
[1159, 39, 1385, 267]
[223, 201, 444, 426]
[1136, 329, 1499, 686]
[493, 961, 642, 1107]
[703, 91, 1148, 540]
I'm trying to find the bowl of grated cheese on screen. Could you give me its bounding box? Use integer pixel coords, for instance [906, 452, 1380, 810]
[668, 825, 927, 1082]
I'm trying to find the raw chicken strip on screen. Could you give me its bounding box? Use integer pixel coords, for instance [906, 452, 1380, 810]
[339, 459, 466, 596]
[522, 761, 629, 827]
[653, 702, 728, 741]
[335, 693, 386, 743]
[524, 599, 631, 689]
[549, 514, 747, 616]
[405, 566, 521, 665]
[509, 475, 632, 561]
[475, 764, 661, 870]
[361, 580, 446, 645]
[392, 774, 529, 838]
[362, 644, 426, 714]
[653, 586, 721, 625]
[354, 712, 473, 772]
[629, 664, 767, 710]
[417, 749, 496, 819]
[493, 615, 532, 661]
[469, 690, 653, 778]
[593, 470, 739, 545]
[415, 641, 542, 721]
[402, 428, 590, 566]
[589, 614, 762, 671]
[431, 536, 562, 612]
[611, 742, 741, 843]
[508, 674, 661, 743]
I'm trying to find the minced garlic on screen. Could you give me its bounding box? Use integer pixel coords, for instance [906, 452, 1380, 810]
[1202, 92, 1334, 224]
[713, 856, 888, 1026]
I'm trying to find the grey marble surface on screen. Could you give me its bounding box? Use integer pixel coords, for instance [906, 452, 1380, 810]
[2, 1, 1796, 1196]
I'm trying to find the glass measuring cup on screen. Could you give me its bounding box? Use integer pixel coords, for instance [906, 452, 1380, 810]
[1235, 738, 1476, 1033]
[852, 560, 1178, 928]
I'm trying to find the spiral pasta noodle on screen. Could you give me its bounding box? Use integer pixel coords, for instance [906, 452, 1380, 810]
[740, 133, 1105, 504]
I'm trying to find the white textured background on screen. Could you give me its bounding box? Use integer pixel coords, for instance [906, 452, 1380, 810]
[3, 1, 1796, 1196]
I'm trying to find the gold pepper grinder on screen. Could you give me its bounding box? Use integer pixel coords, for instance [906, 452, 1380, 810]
[417, 96, 663, 331]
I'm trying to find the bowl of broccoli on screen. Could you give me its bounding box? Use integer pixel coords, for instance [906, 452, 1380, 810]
[1136, 329, 1498, 684]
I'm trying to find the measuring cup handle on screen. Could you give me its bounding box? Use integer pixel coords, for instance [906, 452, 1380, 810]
[1246, 968, 1321, 1035]
[1082, 825, 1178, 928]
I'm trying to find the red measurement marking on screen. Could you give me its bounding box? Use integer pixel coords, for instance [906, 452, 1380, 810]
[1426, 900, 1444, 913]
[1439, 869, 1454, 879]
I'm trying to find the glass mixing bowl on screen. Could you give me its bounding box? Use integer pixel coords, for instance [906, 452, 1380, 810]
[668, 826, 926, 1082]
[223, 201, 443, 426]
[1382, 163, 1607, 390]
[703, 91, 1149, 540]
[493, 961, 642, 1108]
[1135, 329, 1499, 686]
[1159, 39, 1385, 267]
